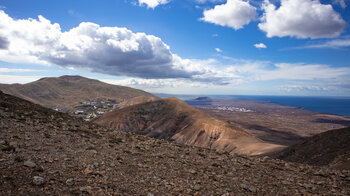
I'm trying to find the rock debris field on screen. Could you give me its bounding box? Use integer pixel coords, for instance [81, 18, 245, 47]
[0, 91, 349, 195]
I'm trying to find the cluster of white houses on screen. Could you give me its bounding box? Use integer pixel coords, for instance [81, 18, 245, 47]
[215, 106, 253, 113]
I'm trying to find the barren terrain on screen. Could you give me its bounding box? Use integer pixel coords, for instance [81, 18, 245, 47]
[94, 98, 283, 155]
[1, 91, 349, 195]
[191, 98, 350, 146]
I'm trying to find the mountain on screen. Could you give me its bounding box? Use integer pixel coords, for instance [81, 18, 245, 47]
[1, 90, 349, 195]
[94, 97, 284, 155]
[0, 75, 156, 110]
[185, 96, 213, 106]
[276, 127, 350, 170]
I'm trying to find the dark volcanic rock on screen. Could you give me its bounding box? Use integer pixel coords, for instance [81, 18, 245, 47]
[275, 127, 350, 170]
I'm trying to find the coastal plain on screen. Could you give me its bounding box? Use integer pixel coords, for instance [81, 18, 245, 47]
[190, 98, 350, 146]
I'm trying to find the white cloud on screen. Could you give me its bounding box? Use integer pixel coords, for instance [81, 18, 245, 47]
[259, 0, 346, 39]
[0, 10, 196, 79]
[254, 63, 350, 81]
[1, 10, 350, 95]
[138, 0, 170, 9]
[200, 0, 257, 30]
[334, 0, 347, 8]
[279, 84, 328, 92]
[107, 60, 350, 90]
[303, 39, 350, 49]
[215, 48, 222, 52]
[0, 74, 42, 84]
[254, 43, 267, 49]
[103, 78, 208, 89]
[212, 33, 219, 37]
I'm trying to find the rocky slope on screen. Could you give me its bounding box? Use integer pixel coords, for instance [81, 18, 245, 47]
[276, 127, 350, 170]
[94, 98, 284, 156]
[0, 90, 349, 195]
[0, 75, 156, 110]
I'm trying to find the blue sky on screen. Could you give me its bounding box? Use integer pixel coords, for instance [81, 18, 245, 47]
[0, 0, 350, 96]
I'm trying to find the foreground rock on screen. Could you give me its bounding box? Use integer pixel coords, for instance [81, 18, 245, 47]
[0, 91, 349, 195]
[276, 126, 350, 170]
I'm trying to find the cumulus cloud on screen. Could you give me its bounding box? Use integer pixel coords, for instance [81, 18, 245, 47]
[259, 0, 346, 39]
[215, 48, 222, 52]
[254, 43, 267, 49]
[1, 10, 350, 93]
[0, 36, 9, 49]
[138, 0, 170, 9]
[200, 0, 257, 30]
[0, 10, 198, 79]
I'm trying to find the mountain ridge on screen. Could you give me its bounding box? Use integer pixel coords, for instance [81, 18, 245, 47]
[94, 97, 284, 155]
[0, 75, 157, 110]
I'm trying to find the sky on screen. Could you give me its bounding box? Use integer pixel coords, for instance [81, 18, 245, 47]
[0, 0, 350, 96]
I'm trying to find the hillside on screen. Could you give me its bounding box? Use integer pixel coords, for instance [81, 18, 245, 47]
[1, 90, 349, 195]
[0, 75, 156, 110]
[94, 98, 284, 155]
[276, 127, 350, 170]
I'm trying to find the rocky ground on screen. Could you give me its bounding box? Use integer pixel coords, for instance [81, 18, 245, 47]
[1, 90, 349, 195]
[276, 127, 350, 170]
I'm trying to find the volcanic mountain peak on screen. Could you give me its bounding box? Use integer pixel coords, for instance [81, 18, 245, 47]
[95, 98, 284, 155]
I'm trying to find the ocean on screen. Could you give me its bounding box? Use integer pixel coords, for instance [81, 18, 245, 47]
[211, 95, 350, 117]
[155, 94, 350, 117]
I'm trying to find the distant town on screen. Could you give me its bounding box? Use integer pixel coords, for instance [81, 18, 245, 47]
[214, 106, 254, 113]
[52, 98, 120, 121]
